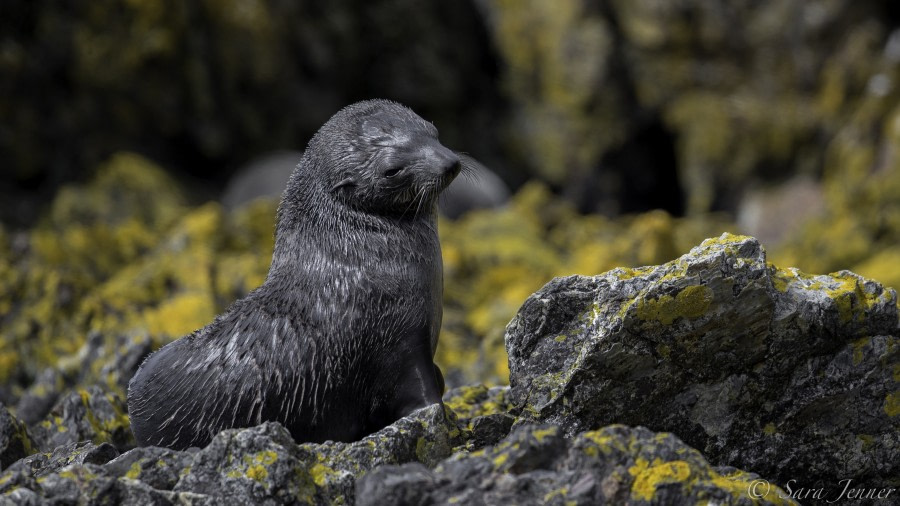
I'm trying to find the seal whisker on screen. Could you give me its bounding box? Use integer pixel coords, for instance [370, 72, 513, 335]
[415, 182, 432, 218]
[458, 154, 486, 184]
[401, 186, 426, 217]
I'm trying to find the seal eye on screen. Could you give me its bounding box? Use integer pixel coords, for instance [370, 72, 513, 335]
[384, 166, 404, 178]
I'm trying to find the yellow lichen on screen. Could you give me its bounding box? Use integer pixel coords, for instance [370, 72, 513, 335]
[857, 434, 875, 451]
[884, 392, 900, 417]
[415, 437, 435, 462]
[542, 487, 573, 504]
[309, 462, 338, 487]
[581, 430, 623, 456]
[636, 285, 713, 325]
[125, 462, 142, 479]
[771, 268, 798, 293]
[852, 337, 869, 366]
[708, 469, 778, 504]
[246, 465, 269, 482]
[532, 426, 558, 443]
[629, 458, 691, 501]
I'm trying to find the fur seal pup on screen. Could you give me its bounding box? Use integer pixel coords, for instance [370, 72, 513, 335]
[128, 99, 460, 449]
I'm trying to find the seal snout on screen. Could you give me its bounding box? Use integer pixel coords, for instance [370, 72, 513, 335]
[426, 144, 461, 180]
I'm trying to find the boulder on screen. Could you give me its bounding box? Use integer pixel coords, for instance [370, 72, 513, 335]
[28, 386, 134, 453]
[1, 403, 458, 504]
[357, 424, 794, 505]
[506, 233, 898, 489]
[0, 406, 31, 471]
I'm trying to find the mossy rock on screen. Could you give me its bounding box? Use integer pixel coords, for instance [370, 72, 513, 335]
[357, 424, 795, 505]
[506, 233, 898, 490]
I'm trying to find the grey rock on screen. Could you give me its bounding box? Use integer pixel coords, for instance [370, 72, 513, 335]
[0, 487, 41, 506]
[439, 154, 510, 219]
[506, 233, 899, 489]
[15, 331, 153, 429]
[3, 441, 118, 480]
[14, 368, 63, 425]
[173, 421, 308, 504]
[104, 446, 193, 490]
[28, 385, 134, 453]
[467, 413, 515, 449]
[116, 479, 180, 506]
[220, 151, 301, 210]
[357, 423, 794, 505]
[174, 403, 458, 504]
[0, 402, 457, 504]
[442, 385, 515, 450]
[355, 462, 436, 506]
[736, 175, 826, 246]
[35, 464, 119, 504]
[0, 404, 31, 471]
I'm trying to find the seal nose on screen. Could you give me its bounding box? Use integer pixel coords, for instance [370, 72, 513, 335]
[428, 145, 460, 178]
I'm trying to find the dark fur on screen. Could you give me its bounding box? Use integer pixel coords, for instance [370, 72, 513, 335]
[128, 100, 459, 449]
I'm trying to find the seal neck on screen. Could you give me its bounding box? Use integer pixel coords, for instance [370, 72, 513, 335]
[267, 172, 438, 284]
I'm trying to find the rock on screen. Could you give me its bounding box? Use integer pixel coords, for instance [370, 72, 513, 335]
[104, 446, 193, 491]
[14, 369, 64, 426]
[736, 175, 826, 247]
[0, 487, 42, 506]
[0, 403, 457, 504]
[220, 151, 301, 210]
[356, 424, 794, 505]
[28, 386, 134, 453]
[439, 155, 510, 219]
[354, 462, 436, 505]
[22, 464, 119, 505]
[0, 405, 31, 471]
[172, 421, 311, 503]
[0, 442, 200, 504]
[4, 442, 119, 479]
[174, 403, 458, 504]
[443, 385, 515, 450]
[0, 153, 189, 408]
[506, 233, 899, 489]
[438, 183, 735, 388]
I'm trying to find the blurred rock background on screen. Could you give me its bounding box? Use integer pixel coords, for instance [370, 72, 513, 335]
[2, 0, 900, 412]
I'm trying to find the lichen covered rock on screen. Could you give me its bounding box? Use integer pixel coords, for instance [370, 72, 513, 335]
[0, 406, 31, 471]
[4, 441, 119, 479]
[28, 386, 133, 453]
[1, 403, 458, 504]
[0, 152, 277, 427]
[356, 424, 795, 505]
[103, 446, 193, 491]
[443, 385, 514, 450]
[1, 139, 897, 504]
[506, 233, 899, 489]
[438, 183, 733, 387]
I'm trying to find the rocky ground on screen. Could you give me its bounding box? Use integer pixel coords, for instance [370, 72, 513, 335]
[1, 225, 896, 504]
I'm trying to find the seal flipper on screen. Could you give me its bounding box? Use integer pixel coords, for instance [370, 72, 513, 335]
[380, 355, 443, 427]
[434, 364, 445, 395]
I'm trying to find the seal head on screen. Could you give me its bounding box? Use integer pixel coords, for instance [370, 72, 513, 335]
[128, 99, 459, 449]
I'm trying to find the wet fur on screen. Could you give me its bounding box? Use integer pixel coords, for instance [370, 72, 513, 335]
[128, 100, 459, 449]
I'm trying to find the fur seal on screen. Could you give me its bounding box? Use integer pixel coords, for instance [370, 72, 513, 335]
[128, 99, 460, 449]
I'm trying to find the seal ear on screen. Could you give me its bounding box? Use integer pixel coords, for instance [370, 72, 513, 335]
[331, 177, 356, 193]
